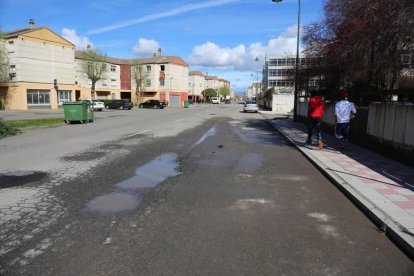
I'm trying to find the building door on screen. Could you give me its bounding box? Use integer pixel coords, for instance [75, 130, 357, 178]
[170, 95, 180, 107]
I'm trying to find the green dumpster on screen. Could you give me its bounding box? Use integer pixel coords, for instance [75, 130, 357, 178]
[63, 102, 93, 124]
[183, 100, 189, 108]
[84, 101, 94, 122]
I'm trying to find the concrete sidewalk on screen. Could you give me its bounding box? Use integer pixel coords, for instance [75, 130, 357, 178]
[268, 118, 414, 258]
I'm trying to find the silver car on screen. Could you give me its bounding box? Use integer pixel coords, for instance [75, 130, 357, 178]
[243, 100, 259, 113]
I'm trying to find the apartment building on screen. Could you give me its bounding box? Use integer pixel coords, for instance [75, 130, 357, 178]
[188, 71, 205, 103]
[132, 55, 189, 107]
[0, 20, 76, 110]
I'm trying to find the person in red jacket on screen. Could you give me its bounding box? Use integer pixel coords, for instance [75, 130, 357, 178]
[306, 90, 326, 149]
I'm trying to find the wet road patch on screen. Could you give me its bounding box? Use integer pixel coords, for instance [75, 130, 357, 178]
[117, 153, 181, 190]
[85, 192, 142, 215]
[85, 153, 180, 216]
[62, 151, 106, 161]
[0, 171, 47, 189]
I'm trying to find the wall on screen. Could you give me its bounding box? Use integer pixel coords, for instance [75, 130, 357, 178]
[367, 103, 414, 147]
[271, 93, 294, 114]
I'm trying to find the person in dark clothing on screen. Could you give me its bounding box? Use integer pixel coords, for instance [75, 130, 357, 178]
[307, 90, 326, 149]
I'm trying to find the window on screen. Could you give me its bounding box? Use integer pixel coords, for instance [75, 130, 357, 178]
[160, 65, 165, 71]
[8, 40, 14, 44]
[145, 79, 151, 87]
[146, 65, 151, 72]
[58, 90, 71, 104]
[268, 79, 294, 87]
[111, 65, 116, 72]
[160, 79, 165, 86]
[27, 90, 50, 105]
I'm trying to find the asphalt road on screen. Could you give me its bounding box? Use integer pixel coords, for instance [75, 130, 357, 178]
[1, 105, 413, 275]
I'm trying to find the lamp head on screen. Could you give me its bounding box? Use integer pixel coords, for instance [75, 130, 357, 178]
[272, 0, 283, 2]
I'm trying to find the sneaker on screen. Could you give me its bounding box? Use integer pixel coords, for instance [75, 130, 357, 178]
[318, 140, 323, 150]
[339, 139, 345, 150]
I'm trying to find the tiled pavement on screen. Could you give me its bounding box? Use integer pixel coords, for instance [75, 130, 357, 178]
[267, 118, 414, 258]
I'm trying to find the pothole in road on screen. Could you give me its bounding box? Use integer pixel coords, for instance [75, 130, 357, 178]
[100, 144, 125, 150]
[0, 171, 47, 189]
[62, 151, 106, 161]
[85, 153, 180, 216]
[85, 192, 142, 215]
[117, 153, 181, 190]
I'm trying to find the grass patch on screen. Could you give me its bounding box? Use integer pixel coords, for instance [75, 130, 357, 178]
[6, 118, 65, 129]
[0, 120, 21, 138]
[1, 118, 66, 138]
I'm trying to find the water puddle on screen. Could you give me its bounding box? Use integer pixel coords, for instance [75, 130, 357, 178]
[85, 153, 180, 216]
[85, 192, 142, 215]
[117, 153, 180, 190]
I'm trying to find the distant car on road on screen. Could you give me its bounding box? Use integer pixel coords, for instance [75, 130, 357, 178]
[243, 100, 259, 113]
[211, 97, 219, 104]
[225, 99, 231, 104]
[139, 100, 165, 109]
[105, 99, 133, 110]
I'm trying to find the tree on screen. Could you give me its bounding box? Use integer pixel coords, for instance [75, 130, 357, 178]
[77, 47, 108, 99]
[302, 0, 414, 99]
[0, 31, 9, 83]
[131, 64, 149, 104]
[218, 86, 230, 99]
[202, 88, 217, 100]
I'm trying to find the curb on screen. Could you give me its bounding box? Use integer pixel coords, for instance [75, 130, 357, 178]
[266, 119, 414, 259]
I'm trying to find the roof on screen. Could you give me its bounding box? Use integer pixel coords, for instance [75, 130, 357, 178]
[4, 27, 42, 38]
[131, 56, 188, 67]
[4, 27, 75, 47]
[75, 53, 189, 67]
[189, 71, 205, 77]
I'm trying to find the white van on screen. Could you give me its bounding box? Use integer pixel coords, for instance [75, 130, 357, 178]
[211, 97, 219, 104]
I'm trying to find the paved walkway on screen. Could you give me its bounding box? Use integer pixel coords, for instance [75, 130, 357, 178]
[267, 118, 414, 258]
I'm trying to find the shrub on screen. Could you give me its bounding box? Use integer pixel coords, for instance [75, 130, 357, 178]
[0, 119, 21, 138]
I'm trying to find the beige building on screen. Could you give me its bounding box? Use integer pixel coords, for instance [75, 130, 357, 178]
[188, 71, 205, 103]
[132, 55, 189, 107]
[0, 20, 76, 110]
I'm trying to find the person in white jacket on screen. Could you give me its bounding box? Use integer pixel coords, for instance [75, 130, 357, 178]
[335, 90, 356, 150]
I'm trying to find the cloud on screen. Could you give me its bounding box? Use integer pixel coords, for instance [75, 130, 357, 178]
[61, 28, 93, 50]
[188, 24, 299, 71]
[87, 0, 239, 35]
[132, 38, 160, 57]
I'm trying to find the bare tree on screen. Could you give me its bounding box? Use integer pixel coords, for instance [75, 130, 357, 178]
[131, 63, 149, 104]
[0, 31, 9, 83]
[303, 0, 414, 98]
[77, 47, 108, 99]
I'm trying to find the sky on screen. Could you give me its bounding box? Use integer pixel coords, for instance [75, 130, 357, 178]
[0, 0, 325, 95]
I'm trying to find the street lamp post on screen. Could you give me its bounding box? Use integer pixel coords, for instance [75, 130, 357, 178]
[272, 0, 301, 121]
[255, 57, 260, 100]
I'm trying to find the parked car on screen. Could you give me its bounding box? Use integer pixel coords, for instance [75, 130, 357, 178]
[211, 97, 219, 104]
[91, 100, 105, 111]
[139, 100, 164, 109]
[82, 100, 104, 111]
[243, 100, 259, 113]
[160, 100, 168, 108]
[225, 99, 231, 104]
[105, 99, 133, 110]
